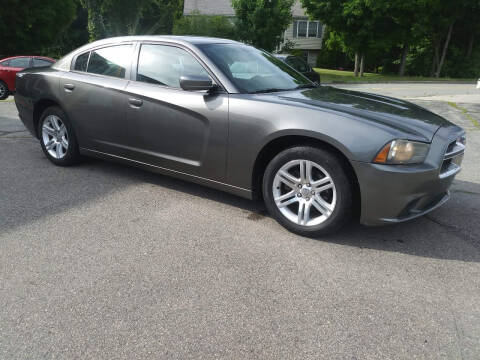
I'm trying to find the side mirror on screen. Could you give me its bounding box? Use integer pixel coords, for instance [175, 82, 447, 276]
[180, 75, 215, 91]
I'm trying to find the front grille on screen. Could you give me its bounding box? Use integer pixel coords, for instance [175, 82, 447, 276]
[439, 139, 464, 178]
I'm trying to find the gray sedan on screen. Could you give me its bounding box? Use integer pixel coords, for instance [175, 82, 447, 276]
[14, 36, 466, 236]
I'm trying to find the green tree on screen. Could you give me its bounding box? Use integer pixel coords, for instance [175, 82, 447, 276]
[80, 0, 184, 41]
[302, 0, 480, 78]
[0, 0, 76, 56]
[46, 0, 89, 58]
[231, 0, 295, 52]
[301, 0, 389, 76]
[173, 11, 237, 39]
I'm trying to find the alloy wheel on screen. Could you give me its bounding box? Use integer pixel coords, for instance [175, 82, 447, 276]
[0, 83, 6, 98]
[42, 115, 69, 159]
[272, 159, 337, 226]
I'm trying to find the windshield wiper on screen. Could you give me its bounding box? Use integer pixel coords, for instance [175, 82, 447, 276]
[249, 88, 290, 94]
[294, 83, 318, 89]
[249, 84, 317, 94]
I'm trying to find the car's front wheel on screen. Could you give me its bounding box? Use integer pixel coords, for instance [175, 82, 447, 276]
[0, 81, 9, 100]
[263, 146, 353, 237]
[38, 106, 81, 166]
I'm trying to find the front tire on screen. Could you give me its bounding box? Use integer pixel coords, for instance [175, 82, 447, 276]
[38, 106, 81, 166]
[263, 146, 352, 237]
[0, 81, 9, 100]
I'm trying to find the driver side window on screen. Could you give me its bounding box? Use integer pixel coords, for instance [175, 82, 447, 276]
[137, 44, 210, 88]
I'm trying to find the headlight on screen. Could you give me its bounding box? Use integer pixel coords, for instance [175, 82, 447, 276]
[373, 140, 430, 164]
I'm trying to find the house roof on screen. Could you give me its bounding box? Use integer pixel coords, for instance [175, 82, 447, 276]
[183, 0, 309, 17]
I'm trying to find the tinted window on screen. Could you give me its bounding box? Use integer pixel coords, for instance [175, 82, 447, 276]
[9, 57, 31, 68]
[87, 45, 132, 78]
[137, 44, 210, 88]
[200, 43, 310, 93]
[0, 60, 9, 67]
[74, 52, 89, 71]
[286, 57, 309, 73]
[33, 58, 53, 68]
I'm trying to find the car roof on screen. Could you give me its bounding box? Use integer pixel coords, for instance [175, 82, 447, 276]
[0, 55, 55, 62]
[86, 35, 240, 48]
[63, 36, 242, 62]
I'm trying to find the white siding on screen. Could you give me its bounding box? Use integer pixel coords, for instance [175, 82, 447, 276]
[283, 22, 325, 50]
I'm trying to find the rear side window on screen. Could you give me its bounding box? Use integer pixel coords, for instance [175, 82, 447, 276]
[9, 57, 31, 68]
[137, 44, 210, 88]
[33, 58, 53, 68]
[74, 52, 89, 72]
[87, 45, 132, 79]
[0, 60, 9, 67]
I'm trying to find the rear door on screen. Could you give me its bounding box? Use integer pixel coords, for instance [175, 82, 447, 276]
[123, 43, 229, 182]
[4, 57, 31, 91]
[60, 44, 134, 154]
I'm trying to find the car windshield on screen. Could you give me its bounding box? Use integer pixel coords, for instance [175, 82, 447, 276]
[199, 43, 313, 93]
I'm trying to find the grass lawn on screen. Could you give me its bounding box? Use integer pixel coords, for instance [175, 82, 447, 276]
[315, 68, 476, 84]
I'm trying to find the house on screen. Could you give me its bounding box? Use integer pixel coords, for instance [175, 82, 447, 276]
[183, 0, 325, 67]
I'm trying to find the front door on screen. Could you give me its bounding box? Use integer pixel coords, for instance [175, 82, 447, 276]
[123, 43, 229, 182]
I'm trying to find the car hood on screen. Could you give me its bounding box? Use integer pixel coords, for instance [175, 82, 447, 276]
[265, 86, 450, 141]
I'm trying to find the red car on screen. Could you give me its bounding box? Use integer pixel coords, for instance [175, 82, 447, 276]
[0, 56, 55, 100]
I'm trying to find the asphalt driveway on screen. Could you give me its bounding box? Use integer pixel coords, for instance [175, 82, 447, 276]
[1, 84, 479, 359]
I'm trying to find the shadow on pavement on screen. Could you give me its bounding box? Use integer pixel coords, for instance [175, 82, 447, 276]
[2, 138, 479, 263]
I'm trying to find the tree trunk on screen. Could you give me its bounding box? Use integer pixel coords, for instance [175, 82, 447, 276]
[354, 52, 359, 77]
[398, 42, 409, 76]
[467, 33, 474, 58]
[430, 41, 440, 77]
[359, 53, 365, 77]
[435, 22, 454, 78]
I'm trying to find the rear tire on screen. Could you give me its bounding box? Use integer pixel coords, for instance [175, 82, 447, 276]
[263, 146, 352, 237]
[38, 106, 81, 166]
[0, 81, 9, 100]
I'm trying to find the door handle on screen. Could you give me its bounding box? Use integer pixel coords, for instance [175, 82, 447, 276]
[64, 83, 75, 91]
[129, 98, 143, 107]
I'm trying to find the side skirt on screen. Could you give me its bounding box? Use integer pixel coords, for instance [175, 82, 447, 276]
[79, 147, 253, 200]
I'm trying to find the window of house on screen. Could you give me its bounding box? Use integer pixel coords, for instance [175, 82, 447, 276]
[297, 21, 308, 37]
[137, 44, 210, 88]
[9, 57, 31, 68]
[293, 21, 322, 38]
[87, 45, 132, 79]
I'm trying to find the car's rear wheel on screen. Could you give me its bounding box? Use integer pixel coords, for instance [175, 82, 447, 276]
[38, 106, 81, 166]
[263, 146, 352, 237]
[0, 81, 9, 100]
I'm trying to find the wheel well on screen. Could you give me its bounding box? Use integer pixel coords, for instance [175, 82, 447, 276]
[33, 99, 59, 138]
[251, 136, 361, 216]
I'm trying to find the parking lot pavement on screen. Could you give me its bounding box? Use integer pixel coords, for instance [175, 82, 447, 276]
[1, 86, 479, 359]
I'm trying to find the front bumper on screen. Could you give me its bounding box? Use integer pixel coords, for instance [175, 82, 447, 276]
[353, 125, 465, 226]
